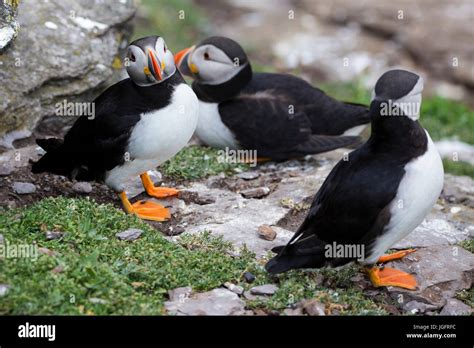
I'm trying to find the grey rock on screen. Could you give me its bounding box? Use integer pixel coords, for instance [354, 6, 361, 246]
[403, 301, 438, 314]
[0, 284, 10, 297]
[164, 288, 245, 315]
[0, 162, 14, 176]
[386, 245, 474, 308]
[243, 290, 268, 302]
[0, 233, 4, 243]
[45, 231, 64, 240]
[0, 0, 19, 52]
[394, 217, 469, 249]
[12, 182, 36, 194]
[257, 225, 277, 241]
[236, 171, 260, 180]
[442, 174, 474, 208]
[0, 0, 136, 146]
[243, 271, 256, 283]
[249, 284, 278, 296]
[115, 228, 142, 241]
[440, 299, 472, 316]
[223, 282, 244, 295]
[241, 187, 270, 199]
[168, 286, 193, 302]
[302, 299, 326, 316]
[72, 182, 93, 194]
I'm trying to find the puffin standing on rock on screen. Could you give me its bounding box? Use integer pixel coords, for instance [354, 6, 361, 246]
[174, 36, 370, 161]
[266, 70, 444, 290]
[32, 36, 199, 221]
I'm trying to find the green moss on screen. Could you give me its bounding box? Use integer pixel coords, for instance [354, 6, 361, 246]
[457, 239, 474, 254]
[443, 159, 474, 179]
[160, 145, 249, 181]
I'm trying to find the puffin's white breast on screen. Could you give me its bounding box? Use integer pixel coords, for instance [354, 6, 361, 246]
[105, 83, 199, 191]
[195, 101, 239, 149]
[363, 130, 444, 264]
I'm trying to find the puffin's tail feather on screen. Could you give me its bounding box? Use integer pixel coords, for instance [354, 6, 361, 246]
[265, 236, 326, 274]
[36, 138, 63, 152]
[32, 138, 73, 176]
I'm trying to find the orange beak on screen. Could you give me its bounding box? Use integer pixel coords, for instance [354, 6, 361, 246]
[174, 46, 193, 66]
[147, 48, 162, 81]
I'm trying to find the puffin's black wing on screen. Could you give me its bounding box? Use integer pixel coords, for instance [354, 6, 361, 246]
[218, 94, 360, 160]
[266, 141, 407, 273]
[249, 73, 370, 135]
[33, 79, 153, 179]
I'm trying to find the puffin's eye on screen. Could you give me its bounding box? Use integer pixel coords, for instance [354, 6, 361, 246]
[204, 52, 210, 60]
[130, 53, 136, 62]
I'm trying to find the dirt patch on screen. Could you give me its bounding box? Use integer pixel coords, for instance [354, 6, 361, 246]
[276, 196, 313, 232]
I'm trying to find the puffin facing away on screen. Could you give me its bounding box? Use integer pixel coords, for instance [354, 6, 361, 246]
[32, 36, 199, 221]
[174, 36, 370, 161]
[266, 70, 444, 290]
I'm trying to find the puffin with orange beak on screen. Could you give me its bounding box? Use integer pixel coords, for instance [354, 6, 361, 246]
[175, 36, 370, 161]
[32, 36, 199, 221]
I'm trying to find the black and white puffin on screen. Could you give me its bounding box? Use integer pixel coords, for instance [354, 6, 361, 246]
[174, 36, 371, 161]
[32, 36, 199, 221]
[266, 69, 444, 289]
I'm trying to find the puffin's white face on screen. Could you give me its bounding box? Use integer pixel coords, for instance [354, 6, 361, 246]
[126, 36, 176, 87]
[176, 43, 248, 85]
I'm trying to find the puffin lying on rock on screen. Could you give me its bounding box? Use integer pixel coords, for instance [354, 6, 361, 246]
[174, 36, 370, 161]
[32, 36, 199, 221]
[266, 69, 444, 290]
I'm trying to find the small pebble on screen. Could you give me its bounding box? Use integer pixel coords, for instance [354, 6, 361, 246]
[249, 284, 278, 296]
[257, 225, 277, 241]
[241, 187, 270, 199]
[450, 206, 462, 214]
[72, 182, 92, 194]
[45, 231, 64, 240]
[243, 271, 256, 283]
[237, 171, 260, 180]
[224, 282, 244, 295]
[116, 228, 142, 241]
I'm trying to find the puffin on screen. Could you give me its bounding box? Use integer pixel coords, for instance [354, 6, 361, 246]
[265, 69, 444, 290]
[32, 36, 199, 221]
[174, 36, 370, 161]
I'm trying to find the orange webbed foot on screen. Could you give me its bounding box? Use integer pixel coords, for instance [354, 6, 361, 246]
[366, 267, 417, 290]
[377, 249, 416, 263]
[140, 173, 178, 198]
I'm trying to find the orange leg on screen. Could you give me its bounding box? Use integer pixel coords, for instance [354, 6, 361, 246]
[377, 249, 416, 263]
[119, 192, 170, 222]
[366, 267, 417, 290]
[140, 172, 178, 198]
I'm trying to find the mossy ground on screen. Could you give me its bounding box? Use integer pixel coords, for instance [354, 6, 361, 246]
[0, 197, 387, 315]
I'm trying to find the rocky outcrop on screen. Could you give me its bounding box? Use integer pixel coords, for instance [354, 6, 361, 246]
[0, 0, 136, 147]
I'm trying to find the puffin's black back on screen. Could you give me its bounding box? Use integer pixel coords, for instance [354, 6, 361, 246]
[32, 72, 185, 181]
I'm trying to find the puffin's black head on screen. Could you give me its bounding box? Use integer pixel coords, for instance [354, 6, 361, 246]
[372, 69, 424, 120]
[174, 36, 250, 85]
[126, 36, 176, 87]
